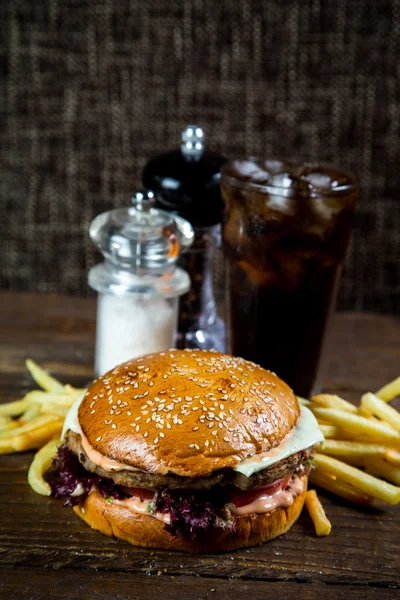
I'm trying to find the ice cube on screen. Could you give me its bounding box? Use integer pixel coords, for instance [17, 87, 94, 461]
[303, 173, 334, 190]
[270, 173, 296, 188]
[270, 174, 314, 199]
[229, 160, 269, 184]
[262, 160, 287, 175]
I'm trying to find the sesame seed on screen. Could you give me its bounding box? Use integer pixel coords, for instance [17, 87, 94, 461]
[143, 431, 148, 438]
[223, 436, 230, 442]
[96, 436, 102, 442]
[204, 440, 209, 447]
[212, 430, 218, 436]
[111, 424, 117, 430]
[159, 432, 165, 438]
[192, 426, 199, 431]
[154, 437, 159, 444]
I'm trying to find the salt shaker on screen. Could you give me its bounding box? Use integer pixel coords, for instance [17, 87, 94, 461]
[88, 191, 194, 377]
[142, 126, 226, 352]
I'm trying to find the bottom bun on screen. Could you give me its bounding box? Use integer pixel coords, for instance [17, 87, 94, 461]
[74, 475, 307, 553]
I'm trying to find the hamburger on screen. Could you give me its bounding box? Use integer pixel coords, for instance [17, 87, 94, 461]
[47, 350, 324, 553]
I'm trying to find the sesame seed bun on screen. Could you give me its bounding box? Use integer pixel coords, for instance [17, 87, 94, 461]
[74, 475, 307, 553]
[78, 350, 300, 478]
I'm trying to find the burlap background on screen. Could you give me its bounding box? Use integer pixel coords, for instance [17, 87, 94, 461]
[1, 0, 399, 313]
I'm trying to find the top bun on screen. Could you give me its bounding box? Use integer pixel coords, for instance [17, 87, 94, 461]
[78, 350, 299, 478]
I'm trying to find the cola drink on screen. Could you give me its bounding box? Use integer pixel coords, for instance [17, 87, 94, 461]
[221, 159, 358, 397]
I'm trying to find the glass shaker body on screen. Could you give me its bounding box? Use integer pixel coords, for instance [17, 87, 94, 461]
[90, 268, 186, 377]
[177, 224, 225, 351]
[88, 192, 193, 377]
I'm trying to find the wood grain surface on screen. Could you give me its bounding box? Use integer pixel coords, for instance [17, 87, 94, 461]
[0, 292, 399, 599]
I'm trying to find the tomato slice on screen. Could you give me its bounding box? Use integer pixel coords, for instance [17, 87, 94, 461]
[123, 487, 155, 501]
[229, 475, 292, 508]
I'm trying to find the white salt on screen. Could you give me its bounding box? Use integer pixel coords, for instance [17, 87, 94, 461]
[95, 293, 178, 376]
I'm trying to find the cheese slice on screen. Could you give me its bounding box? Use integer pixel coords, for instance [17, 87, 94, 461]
[61, 393, 84, 439]
[62, 396, 324, 478]
[233, 406, 324, 477]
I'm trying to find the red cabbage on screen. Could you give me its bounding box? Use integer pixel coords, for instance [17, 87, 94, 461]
[153, 488, 234, 540]
[48, 444, 127, 506]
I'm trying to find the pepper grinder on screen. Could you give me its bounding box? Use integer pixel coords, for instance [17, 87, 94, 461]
[142, 126, 227, 352]
[88, 190, 194, 377]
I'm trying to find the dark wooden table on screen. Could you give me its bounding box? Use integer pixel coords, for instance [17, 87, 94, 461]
[0, 292, 399, 600]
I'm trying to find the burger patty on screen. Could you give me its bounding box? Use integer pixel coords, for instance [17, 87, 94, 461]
[66, 430, 312, 491]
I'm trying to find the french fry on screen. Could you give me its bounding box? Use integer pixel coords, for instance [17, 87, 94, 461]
[365, 457, 400, 486]
[40, 402, 71, 418]
[26, 359, 65, 393]
[311, 394, 358, 414]
[65, 384, 87, 395]
[0, 416, 63, 454]
[0, 399, 31, 417]
[309, 469, 373, 505]
[318, 439, 391, 460]
[0, 420, 20, 435]
[0, 415, 12, 427]
[361, 393, 400, 434]
[297, 396, 311, 407]
[310, 407, 400, 446]
[28, 390, 82, 408]
[20, 404, 41, 422]
[0, 415, 60, 436]
[376, 376, 400, 402]
[318, 424, 341, 438]
[385, 449, 400, 466]
[314, 453, 400, 504]
[22, 390, 59, 404]
[305, 489, 331, 536]
[28, 439, 60, 496]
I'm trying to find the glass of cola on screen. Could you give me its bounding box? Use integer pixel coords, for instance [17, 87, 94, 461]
[221, 158, 358, 397]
